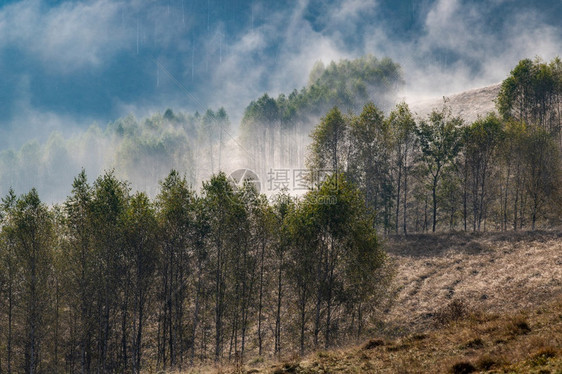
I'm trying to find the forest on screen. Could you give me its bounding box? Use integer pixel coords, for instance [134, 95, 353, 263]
[0, 55, 561, 373]
[0, 55, 402, 202]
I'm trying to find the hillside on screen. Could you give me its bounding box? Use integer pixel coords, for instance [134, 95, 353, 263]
[407, 84, 501, 123]
[384, 230, 562, 334]
[209, 230, 562, 373]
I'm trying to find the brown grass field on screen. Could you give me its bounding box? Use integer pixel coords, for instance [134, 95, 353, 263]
[172, 230, 562, 374]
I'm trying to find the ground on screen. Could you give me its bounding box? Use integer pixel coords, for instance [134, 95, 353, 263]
[176, 230, 562, 374]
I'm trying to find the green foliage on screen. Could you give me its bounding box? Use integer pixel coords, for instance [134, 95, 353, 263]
[497, 57, 562, 133]
[0, 166, 391, 371]
[463, 113, 505, 231]
[241, 55, 403, 136]
[416, 104, 464, 232]
[350, 102, 393, 222]
[308, 106, 349, 173]
[1, 189, 55, 373]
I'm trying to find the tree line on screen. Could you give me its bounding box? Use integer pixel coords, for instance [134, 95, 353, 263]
[239, 55, 403, 178]
[308, 57, 562, 234]
[0, 107, 233, 203]
[0, 55, 403, 204]
[0, 169, 389, 373]
[0, 55, 560, 373]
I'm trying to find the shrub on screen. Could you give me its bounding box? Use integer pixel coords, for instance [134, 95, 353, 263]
[435, 299, 470, 325]
[506, 316, 531, 335]
[476, 354, 503, 370]
[363, 339, 385, 350]
[530, 346, 557, 366]
[462, 337, 484, 349]
[450, 361, 476, 374]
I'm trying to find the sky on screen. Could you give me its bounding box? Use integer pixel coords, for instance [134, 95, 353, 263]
[0, 0, 561, 149]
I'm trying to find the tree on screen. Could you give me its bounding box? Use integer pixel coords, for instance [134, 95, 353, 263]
[4, 189, 54, 374]
[123, 193, 158, 373]
[201, 172, 246, 361]
[523, 128, 561, 229]
[416, 105, 463, 232]
[155, 170, 196, 369]
[90, 171, 129, 372]
[269, 192, 294, 356]
[463, 114, 504, 231]
[63, 170, 96, 373]
[0, 189, 18, 374]
[286, 174, 388, 352]
[348, 103, 393, 231]
[388, 103, 417, 234]
[308, 106, 349, 176]
[497, 57, 562, 135]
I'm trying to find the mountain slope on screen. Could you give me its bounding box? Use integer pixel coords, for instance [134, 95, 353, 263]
[407, 83, 502, 123]
[208, 230, 562, 373]
[384, 230, 562, 333]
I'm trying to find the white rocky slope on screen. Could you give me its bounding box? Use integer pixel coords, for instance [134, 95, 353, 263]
[406, 83, 502, 123]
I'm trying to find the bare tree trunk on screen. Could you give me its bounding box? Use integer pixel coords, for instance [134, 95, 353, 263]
[403, 149, 409, 235]
[432, 174, 439, 232]
[299, 290, 307, 356]
[7, 269, 13, 374]
[191, 258, 203, 364]
[395, 155, 402, 234]
[257, 239, 266, 356]
[214, 241, 223, 362]
[274, 262, 283, 356]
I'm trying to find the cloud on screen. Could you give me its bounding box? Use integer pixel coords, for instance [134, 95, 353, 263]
[378, 0, 562, 100]
[203, 0, 360, 122]
[198, 0, 561, 122]
[0, 0, 561, 202]
[1, 0, 561, 138]
[0, 0, 129, 72]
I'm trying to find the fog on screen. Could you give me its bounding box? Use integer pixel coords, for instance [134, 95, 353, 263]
[0, 0, 560, 202]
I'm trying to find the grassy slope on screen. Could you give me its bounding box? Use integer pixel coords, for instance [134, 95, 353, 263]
[384, 230, 562, 334]
[181, 230, 562, 374]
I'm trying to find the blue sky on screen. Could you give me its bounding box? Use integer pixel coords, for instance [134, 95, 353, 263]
[0, 0, 560, 148]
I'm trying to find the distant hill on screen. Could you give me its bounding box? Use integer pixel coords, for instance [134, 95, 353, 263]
[407, 83, 502, 123]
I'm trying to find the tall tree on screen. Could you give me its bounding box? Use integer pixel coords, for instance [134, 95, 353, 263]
[156, 170, 196, 369]
[123, 193, 158, 373]
[63, 170, 96, 374]
[463, 114, 504, 231]
[416, 105, 463, 232]
[4, 189, 54, 374]
[348, 103, 393, 231]
[308, 107, 349, 176]
[388, 103, 416, 234]
[0, 189, 18, 374]
[201, 173, 246, 361]
[523, 128, 562, 229]
[497, 57, 562, 135]
[90, 171, 129, 372]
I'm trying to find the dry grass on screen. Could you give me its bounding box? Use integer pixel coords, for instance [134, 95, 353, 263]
[168, 230, 562, 374]
[259, 300, 562, 373]
[384, 230, 562, 334]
